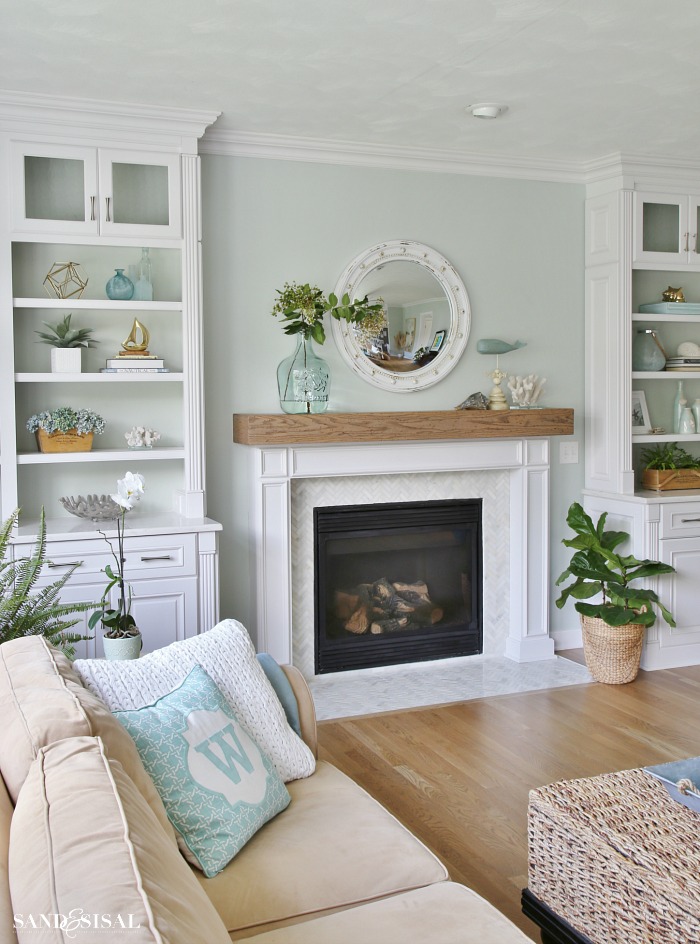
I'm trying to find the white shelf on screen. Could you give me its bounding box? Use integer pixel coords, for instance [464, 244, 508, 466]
[17, 447, 185, 465]
[632, 433, 700, 443]
[13, 298, 182, 311]
[15, 372, 183, 382]
[632, 371, 700, 379]
[633, 312, 700, 323]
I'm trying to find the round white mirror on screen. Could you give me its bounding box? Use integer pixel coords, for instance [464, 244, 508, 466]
[331, 240, 471, 391]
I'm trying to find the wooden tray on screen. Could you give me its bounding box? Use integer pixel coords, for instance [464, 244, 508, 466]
[642, 468, 700, 490]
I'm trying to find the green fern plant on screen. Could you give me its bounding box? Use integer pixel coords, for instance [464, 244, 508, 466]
[0, 509, 93, 658]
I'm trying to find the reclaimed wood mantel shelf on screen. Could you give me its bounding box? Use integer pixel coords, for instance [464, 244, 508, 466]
[233, 408, 574, 446]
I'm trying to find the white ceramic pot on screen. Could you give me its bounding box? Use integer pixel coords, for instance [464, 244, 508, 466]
[102, 632, 142, 661]
[51, 347, 82, 373]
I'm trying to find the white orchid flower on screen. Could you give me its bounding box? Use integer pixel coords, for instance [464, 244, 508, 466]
[111, 471, 145, 510]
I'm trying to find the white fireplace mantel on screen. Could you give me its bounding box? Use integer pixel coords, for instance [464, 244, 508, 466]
[237, 432, 560, 668]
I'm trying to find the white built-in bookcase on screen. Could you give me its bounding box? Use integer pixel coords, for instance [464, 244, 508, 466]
[0, 92, 222, 657]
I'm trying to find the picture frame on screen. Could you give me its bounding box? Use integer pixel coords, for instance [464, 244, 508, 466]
[430, 329, 446, 353]
[631, 390, 652, 434]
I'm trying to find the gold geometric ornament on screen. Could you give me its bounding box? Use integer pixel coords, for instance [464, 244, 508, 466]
[43, 262, 88, 300]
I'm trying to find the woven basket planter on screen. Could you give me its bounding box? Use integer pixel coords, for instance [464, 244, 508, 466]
[581, 615, 645, 684]
[35, 428, 94, 454]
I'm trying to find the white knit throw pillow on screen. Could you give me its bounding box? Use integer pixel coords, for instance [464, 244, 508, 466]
[74, 620, 315, 782]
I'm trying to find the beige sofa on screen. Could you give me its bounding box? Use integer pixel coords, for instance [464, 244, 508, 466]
[0, 636, 530, 943]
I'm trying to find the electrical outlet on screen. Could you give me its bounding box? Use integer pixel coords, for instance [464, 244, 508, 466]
[560, 441, 579, 464]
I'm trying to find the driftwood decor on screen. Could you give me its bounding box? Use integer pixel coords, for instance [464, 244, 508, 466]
[334, 578, 443, 636]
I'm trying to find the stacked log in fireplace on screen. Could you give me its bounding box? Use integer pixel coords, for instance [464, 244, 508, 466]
[334, 577, 444, 636]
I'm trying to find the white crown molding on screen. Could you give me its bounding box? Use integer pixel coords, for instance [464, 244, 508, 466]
[199, 129, 586, 184]
[0, 90, 221, 150]
[582, 151, 700, 190]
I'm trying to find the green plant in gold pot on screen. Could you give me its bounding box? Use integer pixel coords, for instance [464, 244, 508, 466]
[272, 282, 383, 414]
[556, 502, 676, 684]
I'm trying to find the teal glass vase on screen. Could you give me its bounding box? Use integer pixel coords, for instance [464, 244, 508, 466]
[106, 268, 134, 301]
[277, 337, 330, 414]
[632, 329, 665, 371]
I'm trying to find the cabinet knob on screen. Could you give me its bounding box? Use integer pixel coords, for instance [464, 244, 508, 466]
[685, 232, 690, 252]
[105, 196, 112, 222]
[140, 555, 173, 562]
[47, 561, 81, 568]
[90, 195, 96, 221]
[681, 517, 700, 523]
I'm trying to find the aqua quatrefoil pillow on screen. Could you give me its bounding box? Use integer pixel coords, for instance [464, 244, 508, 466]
[114, 665, 291, 877]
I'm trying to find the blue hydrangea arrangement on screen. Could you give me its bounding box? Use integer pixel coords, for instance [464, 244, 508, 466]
[26, 407, 106, 436]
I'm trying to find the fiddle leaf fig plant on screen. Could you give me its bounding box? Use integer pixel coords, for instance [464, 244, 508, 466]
[555, 502, 676, 628]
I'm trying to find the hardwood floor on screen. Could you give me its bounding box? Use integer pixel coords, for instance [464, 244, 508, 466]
[317, 663, 700, 941]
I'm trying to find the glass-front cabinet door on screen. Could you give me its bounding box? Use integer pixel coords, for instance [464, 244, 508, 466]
[633, 192, 700, 266]
[11, 142, 181, 239]
[11, 142, 99, 235]
[98, 149, 181, 239]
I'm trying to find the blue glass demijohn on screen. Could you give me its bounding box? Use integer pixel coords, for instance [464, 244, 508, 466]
[106, 268, 135, 301]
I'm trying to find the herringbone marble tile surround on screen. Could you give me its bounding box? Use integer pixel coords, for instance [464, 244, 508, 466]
[291, 470, 510, 678]
[286, 469, 591, 720]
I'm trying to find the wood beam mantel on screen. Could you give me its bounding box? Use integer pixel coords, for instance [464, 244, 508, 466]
[233, 408, 574, 446]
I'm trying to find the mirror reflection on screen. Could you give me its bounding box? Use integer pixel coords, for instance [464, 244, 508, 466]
[352, 262, 450, 373]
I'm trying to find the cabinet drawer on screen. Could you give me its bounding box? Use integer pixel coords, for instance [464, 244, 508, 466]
[661, 503, 700, 538]
[30, 533, 197, 586]
[122, 534, 196, 580]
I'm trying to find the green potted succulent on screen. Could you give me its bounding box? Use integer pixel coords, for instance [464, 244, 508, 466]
[26, 406, 105, 454]
[0, 508, 92, 658]
[272, 282, 383, 414]
[641, 442, 700, 491]
[556, 502, 675, 683]
[35, 313, 96, 373]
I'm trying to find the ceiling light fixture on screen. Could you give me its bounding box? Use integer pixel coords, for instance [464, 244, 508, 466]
[467, 103, 508, 119]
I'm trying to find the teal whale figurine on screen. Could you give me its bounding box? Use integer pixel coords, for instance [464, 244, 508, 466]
[476, 338, 527, 355]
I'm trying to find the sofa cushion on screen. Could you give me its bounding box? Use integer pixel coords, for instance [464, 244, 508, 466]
[235, 883, 532, 943]
[197, 760, 449, 936]
[75, 620, 316, 782]
[115, 666, 290, 877]
[9, 736, 231, 944]
[0, 773, 17, 944]
[0, 636, 174, 842]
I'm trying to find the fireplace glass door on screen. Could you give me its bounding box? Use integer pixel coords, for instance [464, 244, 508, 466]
[314, 500, 482, 673]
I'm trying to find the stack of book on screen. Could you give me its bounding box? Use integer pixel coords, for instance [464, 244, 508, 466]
[101, 353, 169, 374]
[665, 356, 700, 371]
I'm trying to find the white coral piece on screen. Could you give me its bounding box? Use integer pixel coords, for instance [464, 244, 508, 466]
[507, 374, 546, 406]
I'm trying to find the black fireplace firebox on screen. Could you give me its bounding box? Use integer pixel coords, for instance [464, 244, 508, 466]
[314, 499, 482, 674]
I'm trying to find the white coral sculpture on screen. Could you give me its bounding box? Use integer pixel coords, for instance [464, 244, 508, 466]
[507, 374, 546, 407]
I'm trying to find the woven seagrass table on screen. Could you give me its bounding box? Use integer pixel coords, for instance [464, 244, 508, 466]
[523, 767, 700, 944]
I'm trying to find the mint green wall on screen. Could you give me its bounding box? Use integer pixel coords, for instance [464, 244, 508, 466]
[201, 155, 585, 646]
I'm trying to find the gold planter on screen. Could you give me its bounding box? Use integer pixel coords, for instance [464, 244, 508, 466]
[35, 428, 94, 454]
[580, 615, 645, 684]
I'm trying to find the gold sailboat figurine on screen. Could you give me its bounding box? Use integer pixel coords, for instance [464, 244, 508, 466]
[121, 318, 150, 354]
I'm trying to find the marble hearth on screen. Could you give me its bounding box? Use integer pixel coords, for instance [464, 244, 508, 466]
[234, 410, 574, 678]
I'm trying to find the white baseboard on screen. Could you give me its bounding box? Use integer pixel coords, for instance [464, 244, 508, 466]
[552, 627, 583, 651]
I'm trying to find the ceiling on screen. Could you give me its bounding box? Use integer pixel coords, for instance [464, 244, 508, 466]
[3, 0, 700, 167]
